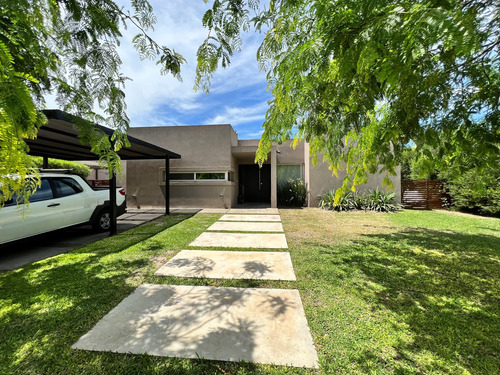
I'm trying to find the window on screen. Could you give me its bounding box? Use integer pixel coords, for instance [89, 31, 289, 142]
[169, 172, 195, 181]
[161, 169, 231, 183]
[196, 172, 225, 180]
[2, 195, 15, 207]
[277, 165, 303, 186]
[53, 177, 83, 197]
[30, 179, 54, 202]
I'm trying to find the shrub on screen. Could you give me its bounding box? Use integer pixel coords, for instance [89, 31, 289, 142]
[443, 170, 500, 217]
[319, 189, 356, 211]
[364, 188, 401, 212]
[277, 178, 308, 207]
[31, 157, 91, 178]
[319, 188, 401, 212]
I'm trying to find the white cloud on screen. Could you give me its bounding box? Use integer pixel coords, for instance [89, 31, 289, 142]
[47, 0, 272, 134]
[119, 1, 273, 128]
[205, 101, 269, 126]
[245, 130, 265, 137]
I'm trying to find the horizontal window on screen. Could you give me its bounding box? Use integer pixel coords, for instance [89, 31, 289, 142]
[161, 170, 231, 182]
[196, 172, 225, 180]
[169, 173, 195, 181]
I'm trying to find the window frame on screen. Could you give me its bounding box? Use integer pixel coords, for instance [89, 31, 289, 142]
[161, 169, 232, 183]
[52, 177, 84, 198]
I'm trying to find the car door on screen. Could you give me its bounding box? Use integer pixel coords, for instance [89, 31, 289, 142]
[0, 178, 59, 243]
[50, 177, 92, 227]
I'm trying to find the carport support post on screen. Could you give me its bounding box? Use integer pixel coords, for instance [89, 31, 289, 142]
[109, 171, 117, 236]
[42, 156, 49, 169]
[271, 145, 277, 208]
[165, 156, 170, 215]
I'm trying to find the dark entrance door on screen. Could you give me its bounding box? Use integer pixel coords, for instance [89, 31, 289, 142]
[239, 164, 271, 203]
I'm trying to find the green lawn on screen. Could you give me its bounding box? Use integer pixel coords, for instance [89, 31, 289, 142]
[1, 209, 499, 374]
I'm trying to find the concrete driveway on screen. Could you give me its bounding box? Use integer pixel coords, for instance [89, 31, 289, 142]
[0, 209, 164, 272]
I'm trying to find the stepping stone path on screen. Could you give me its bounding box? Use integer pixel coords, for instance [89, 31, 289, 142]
[73, 208, 319, 369]
[207, 221, 284, 232]
[155, 250, 296, 280]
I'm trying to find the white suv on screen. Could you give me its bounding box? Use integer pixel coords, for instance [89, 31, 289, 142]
[0, 173, 126, 244]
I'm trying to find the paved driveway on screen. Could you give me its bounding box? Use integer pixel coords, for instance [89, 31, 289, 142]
[0, 209, 164, 272]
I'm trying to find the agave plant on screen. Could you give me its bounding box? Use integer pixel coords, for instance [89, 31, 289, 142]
[319, 189, 356, 212]
[364, 188, 401, 212]
[320, 188, 401, 212]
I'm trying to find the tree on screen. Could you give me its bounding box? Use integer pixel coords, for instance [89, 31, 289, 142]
[0, 0, 184, 206]
[196, 0, 500, 201]
[403, 138, 500, 215]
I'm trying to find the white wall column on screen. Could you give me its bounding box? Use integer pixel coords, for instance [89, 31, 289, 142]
[271, 145, 277, 208]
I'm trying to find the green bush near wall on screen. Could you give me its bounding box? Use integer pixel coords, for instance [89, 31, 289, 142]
[319, 188, 401, 212]
[277, 178, 308, 207]
[32, 157, 91, 178]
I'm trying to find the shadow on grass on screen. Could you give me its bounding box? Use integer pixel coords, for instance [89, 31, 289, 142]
[0, 213, 250, 374]
[323, 228, 499, 373]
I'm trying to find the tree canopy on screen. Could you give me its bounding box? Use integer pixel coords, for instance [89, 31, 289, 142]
[0, 0, 184, 205]
[197, 0, 499, 200]
[1, 0, 498, 205]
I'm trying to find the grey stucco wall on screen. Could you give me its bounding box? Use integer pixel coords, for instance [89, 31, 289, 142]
[126, 126, 237, 208]
[128, 125, 236, 171]
[276, 141, 305, 165]
[307, 152, 401, 207]
[124, 126, 401, 209]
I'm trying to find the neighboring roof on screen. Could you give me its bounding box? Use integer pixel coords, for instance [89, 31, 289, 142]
[24, 110, 181, 161]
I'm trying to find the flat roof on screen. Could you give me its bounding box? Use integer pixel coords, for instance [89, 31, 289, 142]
[24, 110, 181, 161]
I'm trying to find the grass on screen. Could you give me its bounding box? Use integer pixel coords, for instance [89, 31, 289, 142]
[1, 209, 499, 374]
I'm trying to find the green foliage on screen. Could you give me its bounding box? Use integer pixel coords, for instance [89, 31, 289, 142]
[401, 147, 439, 180]
[0, 0, 185, 204]
[31, 157, 91, 179]
[197, 0, 500, 201]
[277, 178, 308, 207]
[364, 188, 400, 212]
[402, 141, 500, 216]
[1, 210, 499, 373]
[442, 169, 500, 217]
[320, 188, 400, 212]
[319, 189, 357, 212]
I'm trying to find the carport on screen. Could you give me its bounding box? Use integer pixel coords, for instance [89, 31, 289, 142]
[23, 109, 181, 236]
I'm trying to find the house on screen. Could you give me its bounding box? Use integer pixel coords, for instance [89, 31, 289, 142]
[123, 124, 401, 209]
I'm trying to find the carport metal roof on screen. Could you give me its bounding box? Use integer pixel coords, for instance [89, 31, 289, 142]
[23, 109, 179, 236]
[24, 110, 180, 161]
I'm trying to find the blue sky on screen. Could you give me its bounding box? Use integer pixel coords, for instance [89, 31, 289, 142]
[115, 0, 271, 139]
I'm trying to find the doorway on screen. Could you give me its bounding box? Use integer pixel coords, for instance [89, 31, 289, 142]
[238, 164, 271, 203]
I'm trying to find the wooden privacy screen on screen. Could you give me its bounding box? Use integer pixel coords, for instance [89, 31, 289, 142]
[401, 180, 448, 210]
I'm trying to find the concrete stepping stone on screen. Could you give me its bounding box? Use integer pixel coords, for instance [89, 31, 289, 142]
[227, 208, 279, 214]
[72, 284, 319, 368]
[189, 232, 288, 249]
[207, 221, 284, 232]
[155, 250, 296, 281]
[219, 214, 281, 222]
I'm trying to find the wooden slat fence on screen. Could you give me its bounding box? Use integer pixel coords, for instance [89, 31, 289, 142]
[401, 180, 448, 210]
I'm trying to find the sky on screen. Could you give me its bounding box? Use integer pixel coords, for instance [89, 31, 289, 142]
[113, 0, 271, 139]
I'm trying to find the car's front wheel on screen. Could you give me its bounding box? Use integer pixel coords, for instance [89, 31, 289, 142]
[92, 209, 110, 232]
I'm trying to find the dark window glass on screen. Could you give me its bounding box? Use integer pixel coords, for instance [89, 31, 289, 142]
[30, 179, 54, 202]
[169, 173, 195, 181]
[277, 165, 302, 185]
[53, 177, 83, 197]
[2, 195, 15, 207]
[196, 172, 225, 180]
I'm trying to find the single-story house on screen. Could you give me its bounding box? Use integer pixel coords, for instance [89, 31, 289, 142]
[123, 124, 401, 209]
